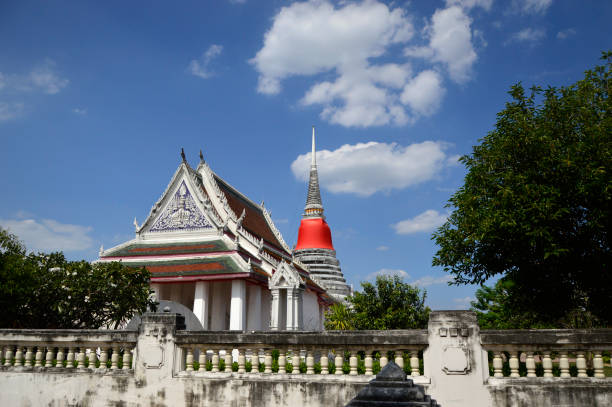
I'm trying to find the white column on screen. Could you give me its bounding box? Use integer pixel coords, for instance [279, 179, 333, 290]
[193, 281, 210, 330]
[286, 289, 294, 331]
[269, 289, 279, 331]
[229, 280, 246, 331]
[294, 288, 303, 330]
[246, 284, 262, 331]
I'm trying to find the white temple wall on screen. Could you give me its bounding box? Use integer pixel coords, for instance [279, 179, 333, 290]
[246, 283, 262, 331]
[261, 288, 271, 330]
[302, 290, 320, 331]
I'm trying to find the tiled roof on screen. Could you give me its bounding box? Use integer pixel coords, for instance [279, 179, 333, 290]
[124, 257, 242, 278]
[101, 240, 230, 258]
[214, 175, 289, 256]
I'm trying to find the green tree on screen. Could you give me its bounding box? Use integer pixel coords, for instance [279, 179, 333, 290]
[433, 52, 611, 326]
[0, 227, 156, 329]
[325, 275, 430, 330]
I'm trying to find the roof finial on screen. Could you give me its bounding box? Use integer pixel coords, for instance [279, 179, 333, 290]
[199, 149, 204, 162]
[181, 147, 186, 163]
[311, 125, 316, 167]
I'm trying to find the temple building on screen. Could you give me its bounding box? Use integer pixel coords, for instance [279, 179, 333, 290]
[98, 148, 333, 331]
[293, 128, 351, 301]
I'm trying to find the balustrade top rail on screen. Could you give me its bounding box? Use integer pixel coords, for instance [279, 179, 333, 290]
[481, 329, 612, 350]
[0, 329, 138, 347]
[175, 329, 429, 347]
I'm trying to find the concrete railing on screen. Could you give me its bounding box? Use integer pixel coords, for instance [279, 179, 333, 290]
[482, 329, 611, 378]
[0, 330, 137, 371]
[0, 311, 610, 407]
[175, 330, 428, 377]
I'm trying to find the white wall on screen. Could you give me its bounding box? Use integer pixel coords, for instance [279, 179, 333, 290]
[302, 290, 320, 331]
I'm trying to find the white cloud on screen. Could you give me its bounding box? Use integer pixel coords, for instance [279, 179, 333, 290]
[252, 0, 418, 127]
[189, 44, 223, 79]
[404, 5, 477, 84]
[0, 60, 68, 95]
[367, 268, 409, 280]
[72, 108, 87, 115]
[400, 70, 445, 117]
[507, 28, 546, 44]
[445, 0, 493, 11]
[411, 275, 453, 287]
[453, 296, 474, 309]
[556, 28, 576, 40]
[291, 141, 451, 196]
[0, 217, 93, 252]
[376, 245, 389, 251]
[0, 102, 24, 122]
[392, 209, 448, 234]
[513, 0, 552, 14]
[26, 61, 69, 94]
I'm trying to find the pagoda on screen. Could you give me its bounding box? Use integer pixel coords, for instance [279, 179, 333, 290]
[98, 149, 332, 331]
[293, 128, 351, 301]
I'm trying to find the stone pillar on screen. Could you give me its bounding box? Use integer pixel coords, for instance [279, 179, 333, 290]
[424, 311, 491, 407]
[193, 281, 210, 330]
[135, 312, 185, 385]
[229, 279, 246, 331]
[286, 289, 294, 331]
[294, 288, 303, 330]
[246, 284, 262, 331]
[270, 288, 280, 331]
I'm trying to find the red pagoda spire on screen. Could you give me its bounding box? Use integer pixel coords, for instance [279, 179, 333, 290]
[295, 127, 335, 251]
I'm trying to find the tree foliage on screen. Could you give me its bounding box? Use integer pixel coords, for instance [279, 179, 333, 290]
[0, 228, 156, 329]
[434, 52, 611, 326]
[325, 275, 430, 330]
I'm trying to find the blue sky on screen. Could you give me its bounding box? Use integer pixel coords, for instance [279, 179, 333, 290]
[1, 0, 610, 309]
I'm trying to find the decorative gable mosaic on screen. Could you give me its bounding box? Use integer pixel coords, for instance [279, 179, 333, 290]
[150, 181, 213, 232]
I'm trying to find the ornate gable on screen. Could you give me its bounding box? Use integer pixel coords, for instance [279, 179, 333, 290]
[139, 163, 219, 235]
[269, 261, 304, 289]
[150, 180, 212, 232]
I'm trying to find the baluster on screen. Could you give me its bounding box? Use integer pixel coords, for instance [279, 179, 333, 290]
[334, 349, 344, 375]
[198, 348, 207, 372]
[559, 352, 570, 378]
[525, 352, 536, 377]
[66, 347, 75, 368]
[56, 347, 65, 369]
[409, 350, 420, 377]
[77, 348, 86, 368]
[185, 348, 194, 372]
[364, 350, 373, 375]
[576, 352, 587, 377]
[394, 350, 404, 369]
[492, 351, 504, 377]
[123, 348, 132, 370]
[14, 346, 23, 367]
[110, 346, 119, 370]
[88, 349, 97, 369]
[264, 349, 272, 374]
[509, 351, 520, 377]
[380, 350, 388, 368]
[45, 346, 54, 367]
[24, 346, 34, 367]
[349, 350, 358, 375]
[223, 349, 232, 372]
[542, 352, 553, 377]
[237, 348, 246, 373]
[306, 349, 315, 375]
[278, 349, 286, 374]
[211, 349, 220, 372]
[3, 346, 13, 366]
[249, 349, 258, 373]
[593, 352, 604, 378]
[320, 350, 329, 375]
[99, 348, 108, 369]
[291, 349, 300, 375]
[35, 346, 43, 367]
